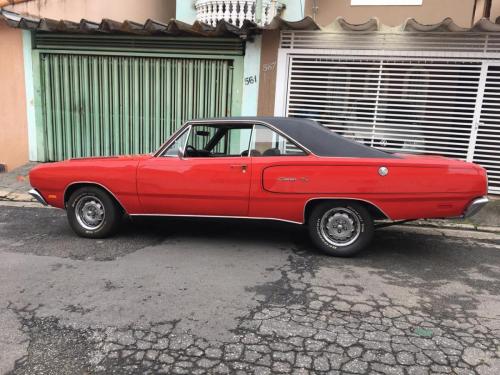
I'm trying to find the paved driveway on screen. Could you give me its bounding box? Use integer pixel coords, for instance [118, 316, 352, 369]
[0, 204, 499, 375]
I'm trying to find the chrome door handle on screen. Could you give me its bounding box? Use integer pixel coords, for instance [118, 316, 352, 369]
[230, 164, 247, 173]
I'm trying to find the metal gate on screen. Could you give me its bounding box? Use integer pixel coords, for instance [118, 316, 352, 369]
[275, 30, 500, 193]
[283, 56, 483, 160]
[36, 53, 238, 161]
[471, 63, 500, 193]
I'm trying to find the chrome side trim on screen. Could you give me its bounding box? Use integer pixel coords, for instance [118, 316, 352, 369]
[129, 213, 302, 225]
[131, 198, 391, 225]
[463, 196, 489, 218]
[303, 197, 392, 222]
[63, 181, 129, 214]
[29, 189, 48, 206]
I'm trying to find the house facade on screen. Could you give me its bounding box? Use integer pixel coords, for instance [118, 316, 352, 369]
[0, 0, 303, 171]
[2, 0, 500, 194]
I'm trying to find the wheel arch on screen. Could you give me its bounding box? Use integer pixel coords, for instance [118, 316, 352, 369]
[304, 198, 390, 224]
[63, 182, 128, 214]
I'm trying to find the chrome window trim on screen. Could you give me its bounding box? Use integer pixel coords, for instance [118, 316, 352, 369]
[159, 125, 192, 158]
[154, 119, 314, 158]
[249, 124, 257, 158]
[247, 125, 255, 158]
[178, 125, 192, 159]
[153, 123, 190, 157]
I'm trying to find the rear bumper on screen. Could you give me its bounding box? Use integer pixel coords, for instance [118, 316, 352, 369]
[29, 189, 48, 206]
[463, 196, 489, 218]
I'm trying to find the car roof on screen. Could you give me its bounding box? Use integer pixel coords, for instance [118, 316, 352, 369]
[188, 116, 396, 158]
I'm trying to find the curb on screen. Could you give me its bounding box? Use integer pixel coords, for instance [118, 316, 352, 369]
[0, 201, 50, 208]
[402, 220, 500, 234]
[0, 190, 34, 203]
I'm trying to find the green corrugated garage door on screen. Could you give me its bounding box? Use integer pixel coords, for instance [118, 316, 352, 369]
[32, 35, 244, 161]
[32, 32, 245, 161]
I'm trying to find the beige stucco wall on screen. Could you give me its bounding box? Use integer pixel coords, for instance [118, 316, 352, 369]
[0, 23, 29, 172]
[5, 0, 176, 23]
[305, 0, 476, 27]
[490, 0, 500, 23]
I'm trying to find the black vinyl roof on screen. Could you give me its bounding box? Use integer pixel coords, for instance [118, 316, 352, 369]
[195, 117, 397, 159]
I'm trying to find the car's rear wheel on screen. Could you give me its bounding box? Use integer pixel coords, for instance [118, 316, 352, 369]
[308, 201, 374, 257]
[67, 186, 120, 238]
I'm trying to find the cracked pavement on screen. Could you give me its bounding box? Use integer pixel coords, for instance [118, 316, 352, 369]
[0, 206, 500, 374]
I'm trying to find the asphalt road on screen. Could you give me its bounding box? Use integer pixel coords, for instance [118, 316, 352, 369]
[0, 204, 499, 375]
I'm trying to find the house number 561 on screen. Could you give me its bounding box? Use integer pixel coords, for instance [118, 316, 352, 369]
[245, 75, 257, 85]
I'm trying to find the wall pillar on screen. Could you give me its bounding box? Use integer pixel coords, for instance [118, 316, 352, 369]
[23, 30, 37, 161]
[241, 36, 262, 116]
[281, 0, 306, 21]
[176, 0, 197, 23]
[0, 23, 29, 171]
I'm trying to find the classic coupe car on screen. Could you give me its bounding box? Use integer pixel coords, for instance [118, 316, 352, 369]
[29, 117, 489, 256]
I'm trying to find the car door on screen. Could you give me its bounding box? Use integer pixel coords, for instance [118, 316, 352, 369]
[136, 123, 253, 216]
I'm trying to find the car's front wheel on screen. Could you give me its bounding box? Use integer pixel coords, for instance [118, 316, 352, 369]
[67, 186, 120, 238]
[308, 201, 374, 257]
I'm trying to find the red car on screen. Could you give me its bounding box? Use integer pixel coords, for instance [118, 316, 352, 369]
[29, 117, 489, 256]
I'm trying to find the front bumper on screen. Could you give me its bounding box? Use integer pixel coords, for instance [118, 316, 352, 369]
[29, 189, 48, 206]
[463, 196, 489, 218]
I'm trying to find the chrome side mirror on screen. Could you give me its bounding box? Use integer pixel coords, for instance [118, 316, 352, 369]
[178, 147, 184, 159]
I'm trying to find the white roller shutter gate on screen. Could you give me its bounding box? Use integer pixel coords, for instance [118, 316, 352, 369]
[473, 64, 500, 193]
[275, 31, 500, 194]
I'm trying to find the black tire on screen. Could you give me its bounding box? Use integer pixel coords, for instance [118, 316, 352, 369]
[308, 201, 374, 257]
[66, 186, 120, 238]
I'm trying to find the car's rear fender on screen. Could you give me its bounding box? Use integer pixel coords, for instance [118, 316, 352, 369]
[262, 164, 486, 195]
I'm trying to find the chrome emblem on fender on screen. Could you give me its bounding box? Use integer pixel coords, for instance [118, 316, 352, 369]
[278, 177, 297, 182]
[278, 177, 309, 183]
[378, 166, 389, 176]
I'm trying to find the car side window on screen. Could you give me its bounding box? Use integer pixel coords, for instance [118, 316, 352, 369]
[250, 125, 306, 157]
[217, 127, 253, 157]
[162, 128, 190, 157]
[184, 125, 253, 158]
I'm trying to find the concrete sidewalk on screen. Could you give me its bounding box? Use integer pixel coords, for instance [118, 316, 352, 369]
[0, 162, 38, 203]
[1, 162, 500, 232]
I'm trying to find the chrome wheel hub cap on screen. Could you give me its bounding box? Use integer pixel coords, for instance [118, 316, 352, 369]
[320, 208, 361, 247]
[75, 196, 105, 231]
